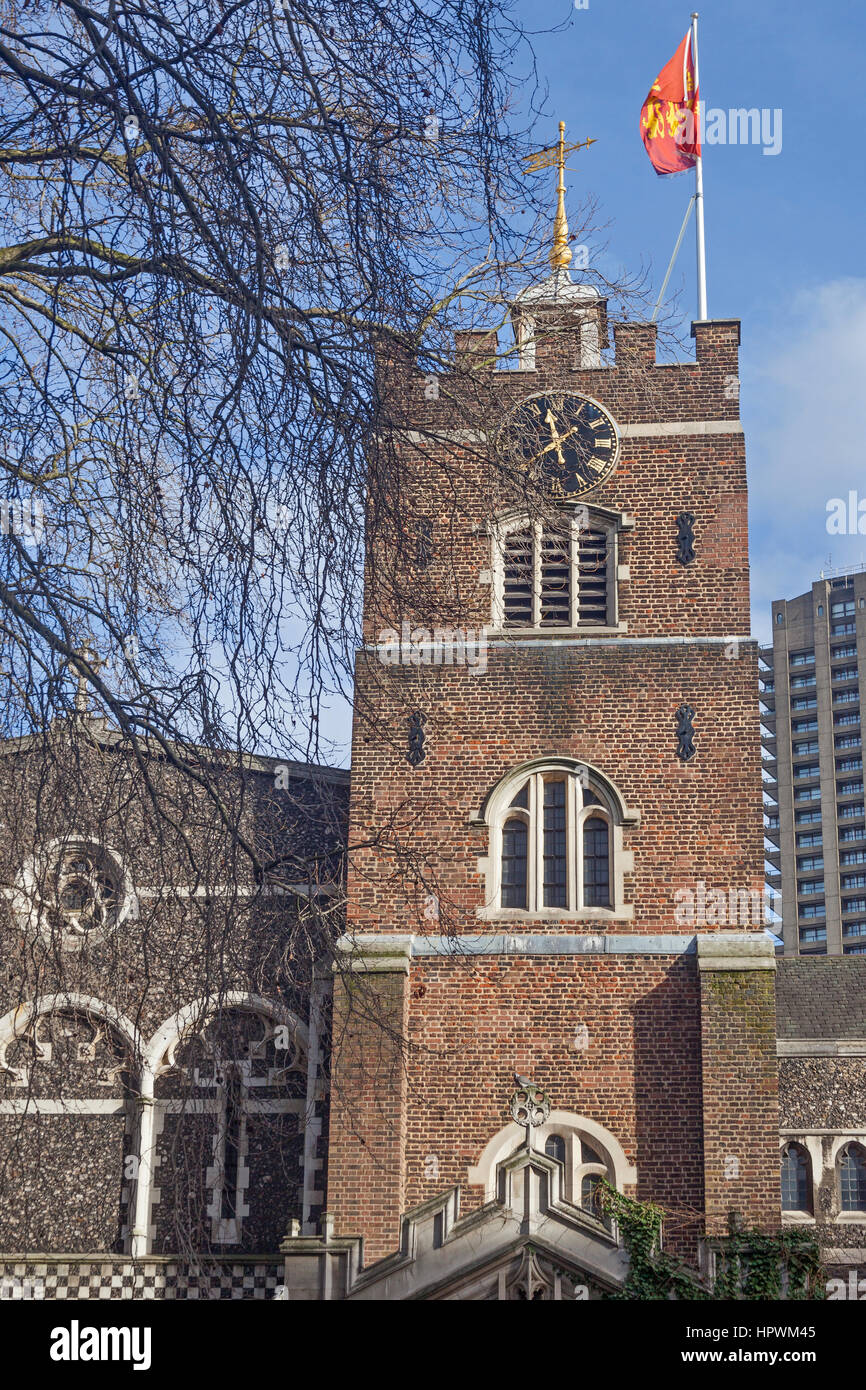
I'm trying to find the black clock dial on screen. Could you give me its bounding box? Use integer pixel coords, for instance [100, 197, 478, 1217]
[497, 392, 619, 499]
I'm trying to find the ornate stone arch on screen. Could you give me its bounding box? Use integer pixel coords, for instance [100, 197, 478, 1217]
[144, 991, 308, 1077]
[0, 992, 142, 1086]
[468, 1110, 637, 1203]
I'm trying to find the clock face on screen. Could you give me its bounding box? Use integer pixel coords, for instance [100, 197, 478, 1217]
[497, 392, 620, 498]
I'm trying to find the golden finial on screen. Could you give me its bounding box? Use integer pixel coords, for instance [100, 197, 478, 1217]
[523, 123, 596, 271]
[551, 121, 571, 269]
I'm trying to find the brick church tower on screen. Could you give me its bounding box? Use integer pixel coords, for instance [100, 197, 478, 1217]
[282, 166, 781, 1300]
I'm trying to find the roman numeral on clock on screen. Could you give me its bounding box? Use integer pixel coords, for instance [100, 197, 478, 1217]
[498, 392, 620, 498]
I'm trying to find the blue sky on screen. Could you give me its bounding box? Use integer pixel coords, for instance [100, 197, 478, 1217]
[321, 0, 865, 758]
[517, 0, 866, 643]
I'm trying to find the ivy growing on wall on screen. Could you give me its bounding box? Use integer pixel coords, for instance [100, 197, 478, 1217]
[599, 1184, 825, 1301]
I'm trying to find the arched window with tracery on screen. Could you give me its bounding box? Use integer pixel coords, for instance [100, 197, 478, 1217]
[539, 1126, 613, 1229]
[544, 1133, 566, 1167]
[151, 1005, 307, 1253]
[780, 1142, 811, 1213]
[478, 760, 637, 919]
[0, 996, 138, 1253]
[839, 1142, 866, 1212]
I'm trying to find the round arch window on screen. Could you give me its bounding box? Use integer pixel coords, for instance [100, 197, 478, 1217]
[14, 836, 135, 950]
[54, 848, 121, 936]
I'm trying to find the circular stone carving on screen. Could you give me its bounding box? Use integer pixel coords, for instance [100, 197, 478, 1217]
[510, 1083, 552, 1130]
[12, 836, 136, 951]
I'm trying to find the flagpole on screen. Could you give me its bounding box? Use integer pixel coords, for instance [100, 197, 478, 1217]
[652, 195, 695, 322]
[691, 11, 708, 320]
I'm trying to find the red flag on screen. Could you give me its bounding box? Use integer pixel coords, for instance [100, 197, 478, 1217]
[640, 32, 700, 176]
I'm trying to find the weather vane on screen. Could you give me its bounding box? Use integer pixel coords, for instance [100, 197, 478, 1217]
[523, 122, 596, 270]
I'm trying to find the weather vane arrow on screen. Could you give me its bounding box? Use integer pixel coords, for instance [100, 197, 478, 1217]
[523, 128, 596, 173]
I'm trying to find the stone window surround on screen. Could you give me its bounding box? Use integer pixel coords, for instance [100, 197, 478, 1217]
[488, 503, 632, 638]
[779, 1139, 815, 1222]
[11, 833, 138, 953]
[468, 1109, 637, 1203]
[474, 756, 638, 923]
[779, 1131, 866, 1225]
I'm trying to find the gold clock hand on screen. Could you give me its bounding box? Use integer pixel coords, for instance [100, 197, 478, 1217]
[540, 410, 599, 481]
[543, 407, 566, 469]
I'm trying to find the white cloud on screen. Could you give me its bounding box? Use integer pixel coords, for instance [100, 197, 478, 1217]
[745, 278, 866, 641]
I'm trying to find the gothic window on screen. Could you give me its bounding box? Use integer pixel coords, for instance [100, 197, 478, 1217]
[839, 1142, 866, 1212]
[583, 817, 611, 907]
[501, 817, 528, 909]
[544, 1134, 566, 1166]
[479, 759, 636, 921]
[581, 1171, 604, 1217]
[540, 1128, 611, 1225]
[579, 1141, 612, 1229]
[542, 778, 568, 907]
[780, 1142, 811, 1213]
[493, 508, 624, 631]
[494, 768, 613, 914]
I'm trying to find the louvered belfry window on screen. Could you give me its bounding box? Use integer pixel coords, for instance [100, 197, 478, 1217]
[576, 526, 609, 624]
[501, 515, 612, 629]
[502, 529, 534, 626]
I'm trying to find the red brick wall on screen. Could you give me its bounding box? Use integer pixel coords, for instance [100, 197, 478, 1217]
[346, 643, 764, 936]
[699, 966, 781, 1235]
[405, 954, 705, 1257]
[327, 966, 409, 1259]
[329, 304, 772, 1268]
[327, 952, 709, 1265]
